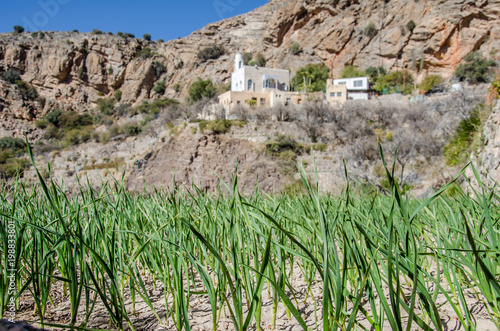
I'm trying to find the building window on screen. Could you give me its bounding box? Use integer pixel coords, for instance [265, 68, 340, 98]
[235, 83, 238, 90]
[285, 98, 291, 105]
[260, 98, 265, 106]
[338, 81, 346, 85]
[237, 101, 241, 104]
[337, 92, 342, 97]
[264, 78, 277, 89]
[330, 92, 335, 97]
[297, 99, 302, 104]
[247, 79, 253, 90]
[239, 61, 242, 69]
[354, 80, 363, 87]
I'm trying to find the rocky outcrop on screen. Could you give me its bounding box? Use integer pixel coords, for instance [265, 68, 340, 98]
[127, 126, 285, 194]
[0, 0, 499, 134]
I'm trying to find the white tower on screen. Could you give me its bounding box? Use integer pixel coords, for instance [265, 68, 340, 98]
[234, 53, 243, 72]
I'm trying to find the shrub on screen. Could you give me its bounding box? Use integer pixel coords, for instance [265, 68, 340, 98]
[419, 75, 444, 93]
[312, 143, 327, 152]
[1, 69, 21, 84]
[99, 98, 116, 116]
[188, 78, 216, 102]
[143, 33, 151, 41]
[35, 119, 48, 129]
[341, 65, 366, 79]
[118, 32, 135, 38]
[45, 109, 64, 127]
[63, 128, 92, 146]
[153, 80, 166, 95]
[254, 53, 266, 67]
[205, 119, 232, 134]
[406, 20, 416, 33]
[265, 134, 301, 156]
[290, 42, 301, 55]
[364, 22, 377, 37]
[108, 67, 113, 75]
[157, 39, 164, 43]
[13, 25, 24, 33]
[124, 123, 142, 136]
[59, 111, 93, 129]
[443, 103, 488, 165]
[135, 98, 179, 114]
[243, 52, 252, 65]
[455, 52, 496, 84]
[91, 29, 104, 35]
[15, 80, 38, 100]
[135, 48, 154, 59]
[114, 90, 122, 102]
[0, 157, 29, 179]
[292, 63, 330, 92]
[0, 137, 26, 152]
[173, 83, 182, 93]
[197, 45, 225, 62]
[153, 61, 166, 78]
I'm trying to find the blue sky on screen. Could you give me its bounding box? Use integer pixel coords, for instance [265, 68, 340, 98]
[0, 0, 268, 41]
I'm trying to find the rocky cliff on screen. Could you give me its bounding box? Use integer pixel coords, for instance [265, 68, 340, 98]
[0, 0, 498, 134]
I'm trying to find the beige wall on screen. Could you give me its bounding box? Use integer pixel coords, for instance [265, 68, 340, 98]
[326, 83, 347, 105]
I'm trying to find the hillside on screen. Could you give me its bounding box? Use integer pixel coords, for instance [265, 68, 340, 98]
[0, 0, 499, 136]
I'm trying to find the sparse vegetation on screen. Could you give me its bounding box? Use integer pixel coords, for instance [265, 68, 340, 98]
[197, 45, 225, 62]
[91, 29, 104, 35]
[143, 33, 151, 41]
[443, 103, 490, 166]
[364, 22, 377, 37]
[153, 80, 166, 95]
[290, 42, 301, 55]
[114, 90, 122, 102]
[455, 52, 496, 84]
[188, 78, 216, 102]
[135, 47, 154, 59]
[243, 52, 252, 65]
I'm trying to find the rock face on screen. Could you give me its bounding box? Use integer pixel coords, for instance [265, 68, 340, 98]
[126, 127, 285, 194]
[0, 0, 498, 132]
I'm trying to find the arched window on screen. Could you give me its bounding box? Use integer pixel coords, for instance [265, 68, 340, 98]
[264, 78, 277, 89]
[239, 61, 242, 69]
[236, 83, 239, 90]
[247, 79, 253, 90]
[240, 81, 243, 90]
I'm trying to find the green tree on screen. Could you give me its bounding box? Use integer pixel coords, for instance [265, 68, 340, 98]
[254, 53, 266, 67]
[374, 70, 414, 94]
[341, 65, 366, 78]
[143, 33, 151, 41]
[419, 75, 444, 93]
[188, 78, 216, 102]
[406, 20, 416, 33]
[455, 52, 496, 84]
[243, 52, 252, 65]
[292, 63, 330, 92]
[13, 25, 24, 33]
[365, 66, 386, 82]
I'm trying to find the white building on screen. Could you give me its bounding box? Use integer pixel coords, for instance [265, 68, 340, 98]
[328, 77, 370, 101]
[231, 53, 291, 93]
